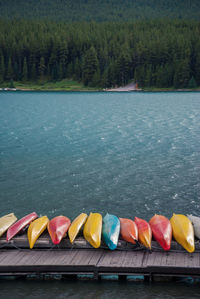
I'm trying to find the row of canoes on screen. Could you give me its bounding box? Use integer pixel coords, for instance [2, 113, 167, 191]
[0, 212, 199, 253]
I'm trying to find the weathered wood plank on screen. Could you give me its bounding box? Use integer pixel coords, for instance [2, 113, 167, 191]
[122, 251, 145, 268]
[0, 245, 200, 277]
[15, 250, 44, 266]
[146, 251, 163, 266]
[0, 250, 25, 265]
[69, 249, 97, 266]
[88, 250, 104, 266]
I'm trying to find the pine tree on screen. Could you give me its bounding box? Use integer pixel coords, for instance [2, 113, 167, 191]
[82, 46, 98, 86]
[59, 42, 68, 79]
[74, 58, 81, 81]
[173, 59, 191, 88]
[22, 57, 28, 81]
[0, 52, 4, 82]
[9, 79, 15, 88]
[38, 56, 46, 81]
[90, 67, 100, 87]
[6, 57, 14, 81]
[116, 50, 132, 86]
[188, 76, 197, 88]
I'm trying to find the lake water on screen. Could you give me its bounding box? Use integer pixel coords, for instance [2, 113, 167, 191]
[0, 91, 200, 298]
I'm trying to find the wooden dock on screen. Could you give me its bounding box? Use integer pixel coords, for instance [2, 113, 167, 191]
[0, 235, 200, 280]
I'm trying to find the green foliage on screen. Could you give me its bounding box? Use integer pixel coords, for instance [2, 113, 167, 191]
[188, 76, 197, 88]
[0, 0, 199, 22]
[0, 52, 4, 82]
[22, 57, 28, 81]
[82, 47, 98, 86]
[9, 79, 15, 88]
[0, 19, 199, 88]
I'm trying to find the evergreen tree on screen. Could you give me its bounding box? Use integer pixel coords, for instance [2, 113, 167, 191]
[173, 59, 191, 88]
[9, 79, 15, 88]
[74, 58, 81, 81]
[38, 56, 46, 81]
[188, 76, 197, 88]
[0, 53, 4, 82]
[116, 50, 132, 86]
[6, 57, 13, 81]
[22, 57, 28, 81]
[82, 46, 98, 86]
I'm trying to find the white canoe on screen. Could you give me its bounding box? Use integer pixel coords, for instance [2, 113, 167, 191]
[187, 214, 200, 239]
[0, 213, 17, 237]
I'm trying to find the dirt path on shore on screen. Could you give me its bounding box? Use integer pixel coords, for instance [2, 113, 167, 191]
[106, 82, 138, 91]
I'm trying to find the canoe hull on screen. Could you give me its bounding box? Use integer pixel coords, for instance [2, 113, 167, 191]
[103, 213, 120, 250]
[149, 215, 172, 251]
[119, 218, 138, 244]
[7, 212, 38, 241]
[187, 214, 200, 239]
[135, 216, 152, 249]
[0, 213, 17, 237]
[28, 216, 49, 249]
[48, 216, 71, 245]
[68, 213, 88, 244]
[170, 214, 195, 253]
[83, 213, 102, 248]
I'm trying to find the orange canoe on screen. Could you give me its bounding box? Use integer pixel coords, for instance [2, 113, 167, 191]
[135, 216, 152, 249]
[149, 214, 172, 251]
[119, 218, 138, 244]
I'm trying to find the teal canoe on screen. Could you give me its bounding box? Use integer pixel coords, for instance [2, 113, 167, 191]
[102, 213, 120, 250]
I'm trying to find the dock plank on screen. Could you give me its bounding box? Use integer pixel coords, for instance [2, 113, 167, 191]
[69, 250, 96, 266]
[146, 251, 163, 267]
[1, 237, 200, 278]
[0, 250, 25, 265]
[15, 250, 45, 266]
[121, 251, 144, 268]
[88, 250, 104, 266]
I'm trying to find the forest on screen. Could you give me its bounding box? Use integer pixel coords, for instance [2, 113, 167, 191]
[0, 0, 200, 22]
[0, 19, 200, 88]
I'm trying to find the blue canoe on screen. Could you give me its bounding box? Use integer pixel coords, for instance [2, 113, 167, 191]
[102, 213, 120, 250]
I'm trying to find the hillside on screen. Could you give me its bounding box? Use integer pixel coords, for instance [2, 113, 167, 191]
[0, 0, 199, 22]
[1, 19, 200, 89]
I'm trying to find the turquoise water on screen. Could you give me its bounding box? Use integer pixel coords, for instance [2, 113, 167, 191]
[0, 91, 200, 297]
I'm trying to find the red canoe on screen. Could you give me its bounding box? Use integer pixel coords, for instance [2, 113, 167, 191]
[48, 216, 71, 245]
[135, 216, 152, 249]
[149, 214, 172, 251]
[119, 218, 138, 244]
[6, 212, 38, 241]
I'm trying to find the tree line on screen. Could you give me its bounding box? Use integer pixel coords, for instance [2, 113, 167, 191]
[0, 19, 200, 88]
[1, 0, 200, 22]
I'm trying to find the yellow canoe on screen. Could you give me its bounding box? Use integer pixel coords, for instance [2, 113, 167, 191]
[68, 213, 88, 243]
[83, 212, 102, 248]
[170, 213, 195, 253]
[0, 213, 17, 237]
[28, 216, 49, 249]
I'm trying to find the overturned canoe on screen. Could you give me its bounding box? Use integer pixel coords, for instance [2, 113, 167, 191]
[83, 212, 102, 248]
[7, 212, 38, 241]
[0, 213, 17, 237]
[28, 216, 49, 249]
[149, 214, 172, 251]
[102, 213, 120, 250]
[68, 213, 88, 244]
[119, 218, 138, 244]
[170, 213, 195, 253]
[135, 216, 152, 249]
[48, 216, 71, 245]
[187, 214, 200, 239]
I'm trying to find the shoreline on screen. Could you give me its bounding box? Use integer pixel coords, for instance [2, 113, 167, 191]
[1, 88, 200, 92]
[1, 80, 200, 93]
